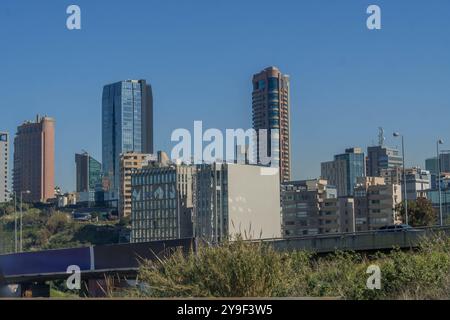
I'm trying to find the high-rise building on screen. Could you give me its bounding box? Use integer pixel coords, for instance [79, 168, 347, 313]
[131, 161, 194, 243]
[102, 79, 153, 202]
[75, 152, 102, 193]
[367, 145, 402, 177]
[252, 66, 291, 182]
[13, 116, 55, 203]
[119, 151, 169, 218]
[321, 148, 365, 197]
[194, 163, 281, 242]
[0, 132, 9, 203]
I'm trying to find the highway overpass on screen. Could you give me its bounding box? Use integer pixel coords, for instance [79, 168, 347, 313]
[1, 226, 449, 297]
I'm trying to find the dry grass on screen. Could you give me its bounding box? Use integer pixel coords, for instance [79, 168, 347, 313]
[121, 234, 450, 300]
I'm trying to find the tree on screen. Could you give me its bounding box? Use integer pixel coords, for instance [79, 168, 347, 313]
[46, 212, 71, 234]
[0, 204, 15, 217]
[396, 197, 436, 227]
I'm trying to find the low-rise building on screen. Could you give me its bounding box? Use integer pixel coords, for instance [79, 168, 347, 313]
[380, 167, 402, 186]
[338, 197, 356, 233]
[404, 168, 431, 200]
[354, 177, 402, 230]
[426, 174, 450, 224]
[281, 179, 339, 237]
[56, 192, 77, 208]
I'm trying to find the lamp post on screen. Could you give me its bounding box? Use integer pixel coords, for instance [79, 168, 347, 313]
[5, 189, 18, 253]
[19, 190, 30, 252]
[394, 132, 408, 225]
[437, 139, 444, 226]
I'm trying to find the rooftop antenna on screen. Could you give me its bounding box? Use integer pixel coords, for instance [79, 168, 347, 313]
[378, 127, 385, 147]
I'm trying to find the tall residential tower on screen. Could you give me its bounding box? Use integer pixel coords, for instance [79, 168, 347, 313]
[252, 67, 291, 182]
[13, 116, 55, 203]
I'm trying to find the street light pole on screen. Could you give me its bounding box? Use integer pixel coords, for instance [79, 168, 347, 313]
[20, 191, 23, 252]
[6, 190, 18, 253]
[394, 132, 408, 225]
[14, 192, 17, 253]
[437, 139, 444, 226]
[19, 190, 30, 252]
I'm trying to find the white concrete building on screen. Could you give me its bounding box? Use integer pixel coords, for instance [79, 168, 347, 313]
[194, 163, 281, 242]
[405, 168, 431, 200]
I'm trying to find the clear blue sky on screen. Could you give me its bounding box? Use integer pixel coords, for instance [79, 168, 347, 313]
[1, 0, 449, 192]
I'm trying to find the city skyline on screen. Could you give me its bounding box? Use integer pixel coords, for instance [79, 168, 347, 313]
[1, 0, 450, 192]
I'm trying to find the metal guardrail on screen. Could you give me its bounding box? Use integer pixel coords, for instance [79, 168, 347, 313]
[257, 225, 450, 243]
[257, 226, 450, 253]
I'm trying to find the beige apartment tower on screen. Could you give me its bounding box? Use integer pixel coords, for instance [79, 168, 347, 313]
[252, 66, 291, 182]
[13, 115, 55, 203]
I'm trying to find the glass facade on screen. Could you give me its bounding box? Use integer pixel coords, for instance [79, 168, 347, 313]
[75, 153, 102, 193]
[131, 165, 194, 242]
[88, 156, 102, 190]
[102, 80, 153, 201]
[334, 149, 365, 196]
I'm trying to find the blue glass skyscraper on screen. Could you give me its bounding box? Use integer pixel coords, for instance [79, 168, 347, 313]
[102, 80, 153, 202]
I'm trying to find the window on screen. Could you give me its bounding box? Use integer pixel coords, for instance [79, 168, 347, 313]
[268, 77, 278, 91]
[254, 80, 265, 90]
